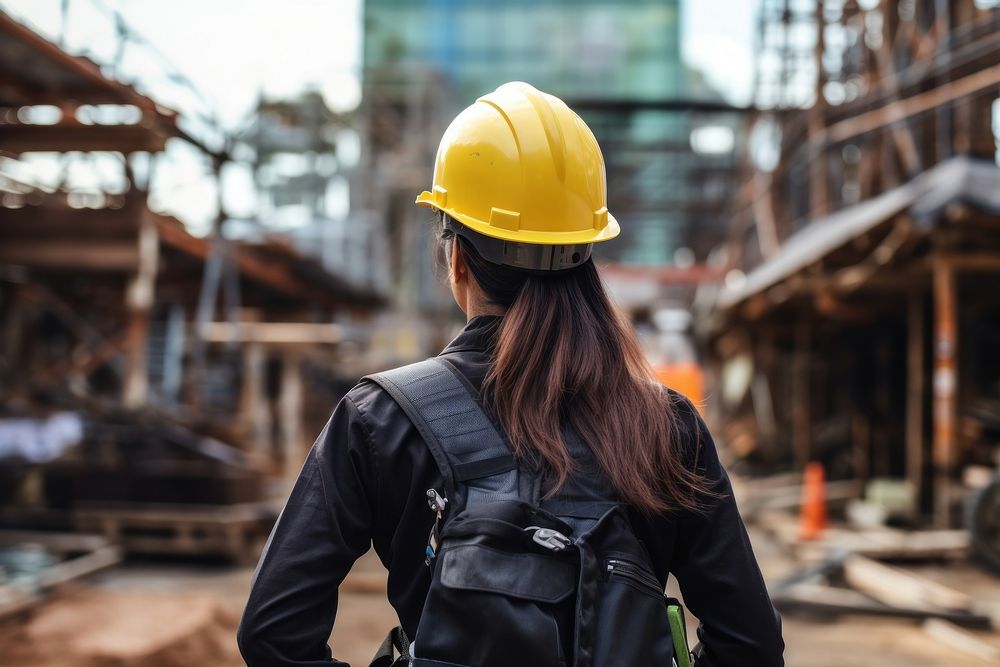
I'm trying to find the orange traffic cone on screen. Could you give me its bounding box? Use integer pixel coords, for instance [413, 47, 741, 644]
[798, 462, 828, 541]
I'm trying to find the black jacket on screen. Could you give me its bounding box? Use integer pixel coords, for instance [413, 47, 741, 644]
[238, 316, 784, 666]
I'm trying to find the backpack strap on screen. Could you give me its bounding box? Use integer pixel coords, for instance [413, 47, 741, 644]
[365, 357, 519, 509]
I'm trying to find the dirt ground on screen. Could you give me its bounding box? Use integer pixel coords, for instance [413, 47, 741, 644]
[1, 529, 999, 666]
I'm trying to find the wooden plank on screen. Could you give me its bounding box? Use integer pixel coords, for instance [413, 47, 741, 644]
[923, 619, 1000, 663]
[0, 123, 168, 154]
[937, 254, 1000, 272]
[0, 530, 110, 554]
[74, 501, 276, 524]
[201, 322, 344, 345]
[0, 241, 139, 270]
[822, 62, 1000, 146]
[773, 584, 993, 629]
[754, 510, 969, 560]
[0, 205, 140, 238]
[37, 545, 121, 587]
[0, 541, 121, 620]
[843, 554, 972, 612]
[0, 12, 163, 113]
[822, 529, 968, 561]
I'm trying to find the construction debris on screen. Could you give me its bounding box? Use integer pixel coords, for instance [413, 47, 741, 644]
[842, 554, 972, 613]
[703, 0, 1000, 549]
[0, 531, 120, 619]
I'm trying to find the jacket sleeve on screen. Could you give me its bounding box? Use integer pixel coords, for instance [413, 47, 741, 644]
[238, 394, 378, 666]
[670, 403, 784, 667]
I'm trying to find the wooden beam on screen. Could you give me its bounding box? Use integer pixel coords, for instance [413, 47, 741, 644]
[0, 11, 162, 114]
[808, 0, 829, 217]
[871, 4, 923, 176]
[37, 546, 121, 588]
[200, 322, 343, 345]
[239, 340, 272, 462]
[932, 257, 958, 527]
[752, 172, 780, 257]
[0, 240, 138, 270]
[906, 289, 926, 516]
[155, 215, 349, 308]
[0, 205, 139, 239]
[792, 317, 813, 470]
[772, 584, 991, 628]
[843, 554, 972, 612]
[0, 123, 168, 154]
[821, 63, 1000, 146]
[122, 209, 159, 408]
[937, 253, 1000, 272]
[280, 350, 305, 486]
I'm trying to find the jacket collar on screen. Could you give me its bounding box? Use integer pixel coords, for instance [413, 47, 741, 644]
[440, 315, 502, 355]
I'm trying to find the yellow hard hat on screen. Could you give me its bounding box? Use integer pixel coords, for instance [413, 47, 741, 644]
[416, 82, 619, 270]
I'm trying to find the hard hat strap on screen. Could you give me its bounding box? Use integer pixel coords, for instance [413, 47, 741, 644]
[443, 215, 592, 272]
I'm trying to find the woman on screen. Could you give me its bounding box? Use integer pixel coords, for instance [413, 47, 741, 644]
[238, 82, 783, 667]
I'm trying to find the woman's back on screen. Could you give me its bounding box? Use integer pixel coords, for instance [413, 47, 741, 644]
[238, 316, 783, 666]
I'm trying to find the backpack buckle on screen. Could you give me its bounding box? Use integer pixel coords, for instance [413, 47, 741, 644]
[524, 526, 572, 551]
[426, 488, 448, 513]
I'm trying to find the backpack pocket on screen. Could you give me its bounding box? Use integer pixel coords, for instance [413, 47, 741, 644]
[592, 556, 674, 666]
[414, 541, 576, 667]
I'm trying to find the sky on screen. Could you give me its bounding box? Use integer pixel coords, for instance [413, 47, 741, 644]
[0, 0, 760, 228]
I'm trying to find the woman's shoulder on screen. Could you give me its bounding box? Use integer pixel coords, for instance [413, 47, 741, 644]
[343, 373, 398, 419]
[660, 386, 704, 432]
[658, 386, 712, 470]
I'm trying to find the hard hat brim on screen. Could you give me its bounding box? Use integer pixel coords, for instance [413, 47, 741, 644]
[415, 191, 620, 246]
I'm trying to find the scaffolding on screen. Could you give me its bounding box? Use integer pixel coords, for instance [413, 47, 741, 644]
[709, 1, 1000, 530]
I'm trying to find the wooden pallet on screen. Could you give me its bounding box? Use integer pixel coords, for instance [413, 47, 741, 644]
[73, 501, 278, 564]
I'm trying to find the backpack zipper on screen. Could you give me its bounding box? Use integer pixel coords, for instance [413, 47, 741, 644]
[605, 558, 662, 592]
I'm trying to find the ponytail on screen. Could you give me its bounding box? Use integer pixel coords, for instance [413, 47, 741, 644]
[447, 225, 708, 514]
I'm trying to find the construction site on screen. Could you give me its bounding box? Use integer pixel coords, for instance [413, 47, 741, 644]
[1, 0, 1000, 665]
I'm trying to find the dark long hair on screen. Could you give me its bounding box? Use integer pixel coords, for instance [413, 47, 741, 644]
[443, 221, 709, 514]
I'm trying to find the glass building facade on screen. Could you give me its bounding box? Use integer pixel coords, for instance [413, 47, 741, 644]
[361, 0, 740, 286]
[364, 0, 685, 103]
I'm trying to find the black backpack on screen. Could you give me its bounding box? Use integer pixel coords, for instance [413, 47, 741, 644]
[367, 357, 694, 667]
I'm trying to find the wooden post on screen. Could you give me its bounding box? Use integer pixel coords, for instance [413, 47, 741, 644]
[280, 350, 305, 485]
[123, 209, 159, 408]
[792, 316, 813, 470]
[932, 258, 957, 527]
[906, 289, 925, 516]
[239, 340, 272, 463]
[808, 0, 829, 218]
[874, 334, 892, 478]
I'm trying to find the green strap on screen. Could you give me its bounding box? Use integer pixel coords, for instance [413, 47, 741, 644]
[666, 597, 693, 667]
